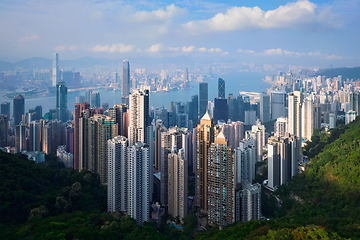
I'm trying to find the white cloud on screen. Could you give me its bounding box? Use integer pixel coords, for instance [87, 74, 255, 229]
[18, 34, 39, 42]
[169, 47, 179, 51]
[184, 0, 338, 33]
[55, 45, 82, 51]
[146, 43, 163, 53]
[238, 47, 343, 59]
[131, 4, 186, 22]
[198, 47, 207, 52]
[182, 45, 196, 52]
[208, 47, 223, 53]
[90, 43, 135, 53]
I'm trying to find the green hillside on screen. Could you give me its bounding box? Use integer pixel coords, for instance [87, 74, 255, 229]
[315, 67, 360, 79]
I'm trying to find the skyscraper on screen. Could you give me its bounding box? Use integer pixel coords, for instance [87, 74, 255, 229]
[56, 81, 68, 122]
[241, 181, 261, 222]
[13, 94, 24, 127]
[195, 112, 218, 212]
[271, 91, 286, 120]
[301, 97, 314, 141]
[29, 120, 41, 152]
[235, 139, 255, 186]
[122, 60, 130, 105]
[1, 102, 10, 118]
[127, 142, 150, 225]
[218, 78, 225, 99]
[188, 94, 199, 127]
[213, 98, 228, 122]
[199, 83, 208, 118]
[108, 104, 128, 136]
[0, 115, 8, 147]
[260, 93, 270, 123]
[154, 119, 166, 171]
[91, 91, 101, 108]
[15, 123, 26, 153]
[52, 53, 60, 86]
[288, 91, 303, 138]
[168, 147, 188, 221]
[128, 89, 149, 146]
[207, 132, 235, 226]
[74, 102, 91, 170]
[107, 136, 129, 213]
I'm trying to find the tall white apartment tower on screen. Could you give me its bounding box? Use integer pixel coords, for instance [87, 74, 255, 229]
[127, 142, 150, 225]
[52, 53, 60, 86]
[301, 97, 314, 141]
[128, 89, 150, 146]
[107, 136, 129, 213]
[288, 91, 303, 138]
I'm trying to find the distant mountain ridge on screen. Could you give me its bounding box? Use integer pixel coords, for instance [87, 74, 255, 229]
[314, 66, 360, 79]
[0, 56, 197, 71]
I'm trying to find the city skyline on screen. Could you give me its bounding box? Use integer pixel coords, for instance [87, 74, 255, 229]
[0, 0, 359, 67]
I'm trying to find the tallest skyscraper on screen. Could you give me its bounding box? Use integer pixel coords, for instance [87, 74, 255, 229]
[122, 60, 130, 106]
[52, 53, 60, 86]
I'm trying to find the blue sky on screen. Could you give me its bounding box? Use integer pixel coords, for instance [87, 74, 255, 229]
[0, 0, 359, 67]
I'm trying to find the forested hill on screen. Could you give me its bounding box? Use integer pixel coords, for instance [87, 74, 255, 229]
[271, 116, 360, 239]
[315, 66, 360, 79]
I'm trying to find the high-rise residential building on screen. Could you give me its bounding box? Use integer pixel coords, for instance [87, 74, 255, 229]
[248, 120, 265, 162]
[15, 123, 26, 153]
[154, 120, 167, 171]
[218, 78, 225, 99]
[345, 110, 357, 124]
[91, 91, 101, 108]
[108, 104, 128, 136]
[350, 92, 360, 115]
[79, 114, 117, 183]
[168, 147, 188, 221]
[301, 97, 314, 141]
[244, 110, 256, 125]
[268, 133, 301, 190]
[329, 113, 336, 129]
[29, 121, 41, 152]
[1, 102, 10, 118]
[220, 121, 244, 150]
[74, 102, 91, 169]
[271, 91, 286, 120]
[241, 181, 261, 222]
[42, 119, 66, 154]
[65, 125, 74, 154]
[199, 83, 208, 118]
[127, 142, 150, 225]
[128, 89, 149, 145]
[13, 94, 25, 127]
[122, 60, 130, 105]
[56, 81, 68, 122]
[314, 104, 321, 129]
[107, 136, 129, 213]
[207, 132, 235, 226]
[260, 93, 270, 123]
[214, 98, 228, 123]
[275, 117, 288, 137]
[52, 53, 60, 86]
[195, 112, 218, 212]
[160, 127, 189, 206]
[288, 91, 303, 138]
[0, 115, 8, 147]
[235, 139, 255, 187]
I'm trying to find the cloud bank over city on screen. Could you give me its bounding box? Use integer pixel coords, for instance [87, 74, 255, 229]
[0, 0, 359, 66]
